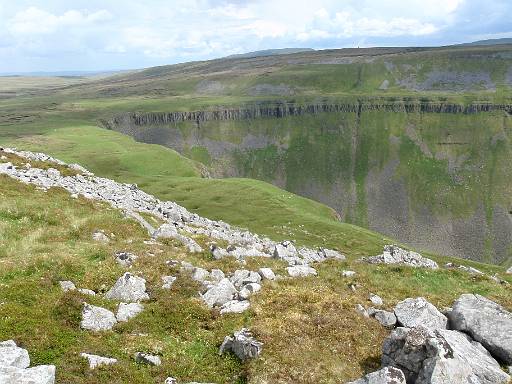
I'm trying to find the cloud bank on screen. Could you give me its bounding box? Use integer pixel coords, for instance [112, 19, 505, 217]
[0, 0, 510, 72]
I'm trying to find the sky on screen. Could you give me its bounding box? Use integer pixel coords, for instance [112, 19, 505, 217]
[0, 0, 511, 73]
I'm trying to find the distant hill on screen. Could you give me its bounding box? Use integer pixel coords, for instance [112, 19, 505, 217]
[225, 48, 315, 59]
[0, 70, 128, 78]
[461, 38, 512, 46]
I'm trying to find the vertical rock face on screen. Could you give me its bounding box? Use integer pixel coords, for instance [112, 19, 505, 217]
[448, 294, 512, 365]
[104, 102, 512, 265]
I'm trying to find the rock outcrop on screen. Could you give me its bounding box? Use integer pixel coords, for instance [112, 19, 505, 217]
[80, 304, 117, 332]
[219, 329, 262, 361]
[347, 366, 406, 384]
[363, 246, 438, 269]
[448, 294, 512, 365]
[394, 298, 447, 330]
[382, 326, 509, 384]
[0, 340, 56, 384]
[104, 273, 150, 302]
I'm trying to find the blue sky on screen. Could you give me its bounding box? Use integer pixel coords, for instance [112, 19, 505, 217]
[0, 0, 511, 72]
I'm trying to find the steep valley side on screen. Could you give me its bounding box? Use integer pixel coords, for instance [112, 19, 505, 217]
[104, 102, 512, 264]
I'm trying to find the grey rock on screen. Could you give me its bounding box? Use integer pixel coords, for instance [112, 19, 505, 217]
[0, 365, 56, 384]
[220, 300, 251, 314]
[92, 231, 109, 243]
[114, 251, 138, 267]
[219, 328, 262, 361]
[134, 352, 161, 366]
[59, 281, 76, 292]
[202, 278, 237, 308]
[507, 266, 512, 274]
[258, 267, 276, 280]
[105, 273, 149, 302]
[191, 267, 210, 282]
[448, 293, 512, 364]
[320, 248, 346, 260]
[0, 340, 30, 369]
[116, 302, 144, 322]
[369, 294, 384, 306]
[209, 269, 225, 283]
[373, 310, 397, 329]
[394, 297, 447, 330]
[382, 326, 510, 384]
[80, 304, 117, 331]
[287, 265, 317, 277]
[77, 288, 96, 296]
[364, 245, 438, 269]
[347, 366, 406, 384]
[356, 304, 369, 318]
[230, 270, 261, 288]
[80, 353, 117, 369]
[239, 283, 261, 300]
[164, 378, 178, 384]
[161, 275, 177, 289]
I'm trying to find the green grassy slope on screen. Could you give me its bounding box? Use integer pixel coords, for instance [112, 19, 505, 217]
[11, 126, 386, 257]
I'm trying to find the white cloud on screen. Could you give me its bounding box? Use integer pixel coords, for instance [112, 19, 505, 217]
[0, 0, 509, 72]
[7, 7, 112, 35]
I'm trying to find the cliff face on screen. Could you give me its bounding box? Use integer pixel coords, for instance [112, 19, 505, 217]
[103, 101, 512, 129]
[104, 101, 512, 265]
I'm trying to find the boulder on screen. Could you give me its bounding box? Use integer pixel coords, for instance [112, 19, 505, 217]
[59, 281, 76, 292]
[77, 288, 96, 296]
[287, 265, 317, 277]
[507, 266, 512, 274]
[219, 329, 262, 361]
[116, 302, 144, 322]
[320, 248, 346, 260]
[202, 278, 237, 308]
[258, 267, 276, 281]
[164, 378, 178, 384]
[134, 352, 161, 366]
[394, 297, 447, 330]
[373, 310, 397, 329]
[230, 270, 261, 288]
[382, 326, 510, 384]
[104, 273, 149, 302]
[356, 304, 369, 318]
[92, 231, 110, 243]
[220, 300, 251, 314]
[448, 294, 512, 365]
[369, 294, 384, 306]
[191, 267, 210, 282]
[342, 270, 357, 277]
[239, 283, 261, 300]
[209, 269, 225, 283]
[80, 304, 117, 331]
[80, 353, 117, 369]
[0, 340, 30, 369]
[364, 245, 438, 269]
[347, 366, 406, 384]
[161, 276, 177, 289]
[0, 365, 56, 384]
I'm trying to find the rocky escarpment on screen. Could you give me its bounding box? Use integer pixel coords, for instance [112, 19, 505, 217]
[102, 100, 512, 265]
[102, 100, 512, 129]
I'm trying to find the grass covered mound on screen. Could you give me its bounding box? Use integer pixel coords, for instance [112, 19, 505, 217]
[0, 156, 510, 383]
